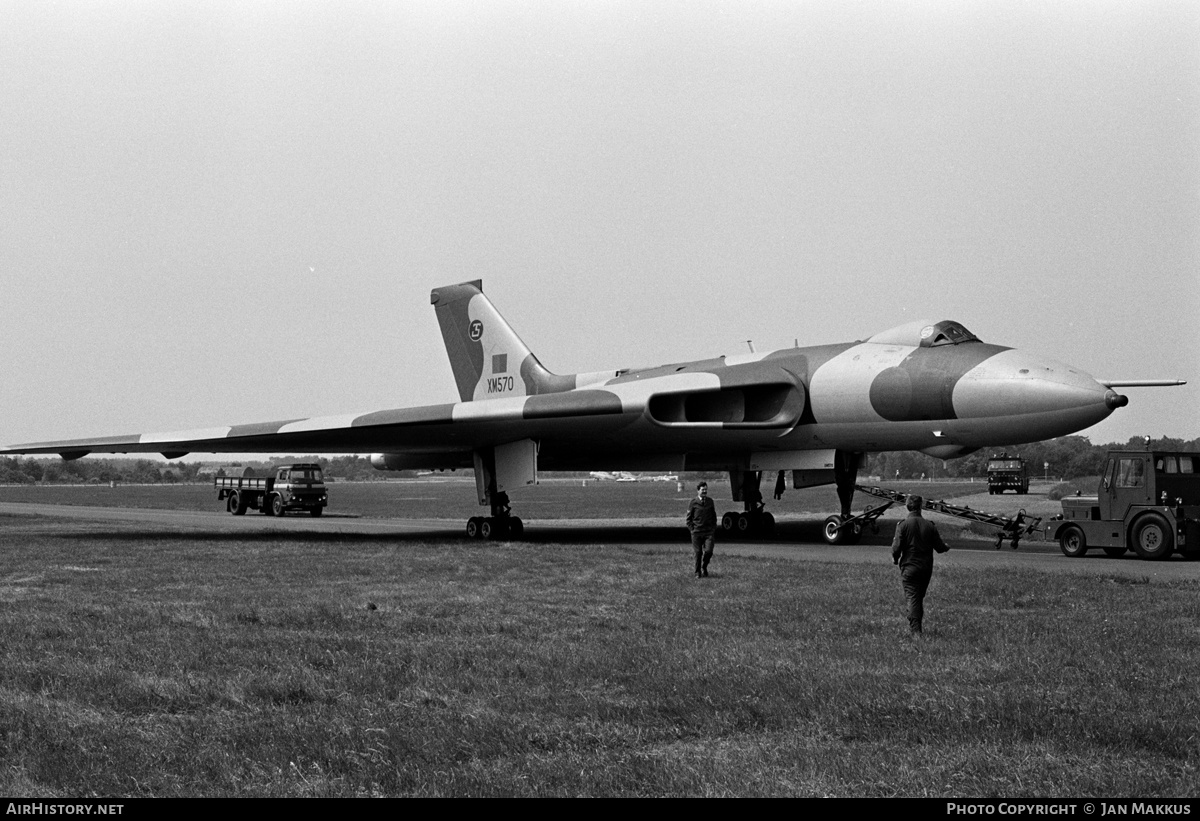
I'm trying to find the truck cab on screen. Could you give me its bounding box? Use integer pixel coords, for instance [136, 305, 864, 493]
[270, 463, 328, 516]
[1047, 451, 1200, 560]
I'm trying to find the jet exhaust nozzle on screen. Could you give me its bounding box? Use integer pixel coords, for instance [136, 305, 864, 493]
[1104, 390, 1129, 410]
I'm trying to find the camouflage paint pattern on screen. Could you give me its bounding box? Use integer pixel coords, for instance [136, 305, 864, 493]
[4, 282, 1126, 474]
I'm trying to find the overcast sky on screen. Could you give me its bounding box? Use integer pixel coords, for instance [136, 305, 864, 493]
[2, 1, 1196, 455]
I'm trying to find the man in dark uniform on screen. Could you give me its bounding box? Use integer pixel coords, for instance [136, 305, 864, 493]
[891, 495, 950, 634]
[685, 481, 717, 577]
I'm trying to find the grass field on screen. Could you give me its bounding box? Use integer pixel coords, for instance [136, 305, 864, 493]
[0, 488, 1196, 797]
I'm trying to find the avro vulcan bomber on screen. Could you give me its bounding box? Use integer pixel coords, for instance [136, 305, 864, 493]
[3, 281, 1182, 539]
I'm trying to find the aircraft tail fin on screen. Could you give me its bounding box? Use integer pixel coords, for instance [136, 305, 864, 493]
[430, 281, 575, 402]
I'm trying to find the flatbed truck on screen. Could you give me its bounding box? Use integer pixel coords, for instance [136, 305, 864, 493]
[1044, 450, 1200, 560]
[215, 463, 328, 517]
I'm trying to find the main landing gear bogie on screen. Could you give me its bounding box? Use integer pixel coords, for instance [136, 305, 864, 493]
[721, 510, 775, 538]
[466, 515, 523, 540]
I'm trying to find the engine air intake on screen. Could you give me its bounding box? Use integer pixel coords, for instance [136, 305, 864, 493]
[647, 384, 804, 428]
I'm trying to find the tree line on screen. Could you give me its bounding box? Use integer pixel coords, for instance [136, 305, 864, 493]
[0, 455, 410, 485]
[864, 435, 1200, 482]
[2, 435, 1198, 486]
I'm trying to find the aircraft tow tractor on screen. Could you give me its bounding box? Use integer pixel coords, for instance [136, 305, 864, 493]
[823, 485, 1042, 550]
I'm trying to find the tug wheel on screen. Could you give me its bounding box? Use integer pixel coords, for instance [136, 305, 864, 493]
[1058, 525, 1088, 558]
[1131, 514, 1173, 561]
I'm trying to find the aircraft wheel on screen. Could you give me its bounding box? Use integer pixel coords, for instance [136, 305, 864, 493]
[759, 512, 775, 536]
[271, 494, 286, 517]
[480, 518, 497, 540]
[1131, 514, 1174, 560]
[1058, 525, 1088, 558]
[508, 517, 523, 539]
[310, 506, 323, 517]
[466, 517, 482, 539]
[721, 512, 736, 532]
[1102, 544, 1127, 558]
[736, 513, 752, 535]
[823, 515, 846, 545]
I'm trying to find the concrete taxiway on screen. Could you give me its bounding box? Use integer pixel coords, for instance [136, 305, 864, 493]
[1, 501, 1194, 582]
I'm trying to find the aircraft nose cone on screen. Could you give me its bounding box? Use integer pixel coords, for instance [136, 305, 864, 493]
[952, 350, 1115, 438]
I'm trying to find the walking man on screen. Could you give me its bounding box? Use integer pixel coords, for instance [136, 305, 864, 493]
[685, 481, 717, 578]
[891, 495, 950, 634]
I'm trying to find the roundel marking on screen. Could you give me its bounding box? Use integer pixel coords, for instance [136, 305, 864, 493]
[469, 320, 483, 341]
[920, 325, 934, 340]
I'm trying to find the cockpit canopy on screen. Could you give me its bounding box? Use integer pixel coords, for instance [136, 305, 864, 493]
[867, 319, 981, 348]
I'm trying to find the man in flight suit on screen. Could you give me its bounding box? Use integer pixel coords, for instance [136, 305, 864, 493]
[891, 495, 950, 634]
[685, 481, 717, 578]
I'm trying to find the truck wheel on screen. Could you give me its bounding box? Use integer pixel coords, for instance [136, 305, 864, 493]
[1131, 514, 1174, 560]
[309, 506, 323, 517]
[1058, 525, 1088, 558]
[229, 491, 246, 516]
[1102, 544, 1127, 558]
[271, 494, 286, 517]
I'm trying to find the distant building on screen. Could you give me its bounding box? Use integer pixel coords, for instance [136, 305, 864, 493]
[197, 464, 256, 479]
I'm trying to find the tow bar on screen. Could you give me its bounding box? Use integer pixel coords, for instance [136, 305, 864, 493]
[822, 485, 1043, 549]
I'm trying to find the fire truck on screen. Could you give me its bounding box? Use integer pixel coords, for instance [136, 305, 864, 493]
[987, 453, 1029, 494]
